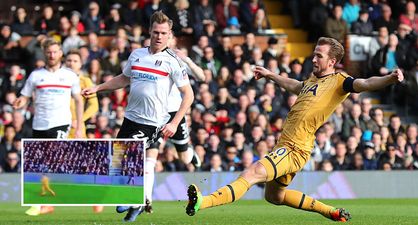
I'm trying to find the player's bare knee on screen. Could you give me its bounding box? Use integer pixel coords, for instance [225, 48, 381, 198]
[241, 162, 268, 185]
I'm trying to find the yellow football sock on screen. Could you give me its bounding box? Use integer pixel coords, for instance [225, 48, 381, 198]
[283, 189, 334, 218]
[201, 176, 250, 209]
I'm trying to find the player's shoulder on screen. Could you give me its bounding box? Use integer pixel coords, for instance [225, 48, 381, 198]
[163, 48, 184, 68]
[130, 47, 149, 57]
[336, 72, 352, 79]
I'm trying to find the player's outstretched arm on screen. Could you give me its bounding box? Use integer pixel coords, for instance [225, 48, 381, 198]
[353, 68, 404, 92]
[81, 74, 130, 97]
[175, 49, 205, 82]
[253, 66, 303, 95]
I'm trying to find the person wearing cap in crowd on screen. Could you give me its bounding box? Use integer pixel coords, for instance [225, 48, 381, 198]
[363, 142, 378, 170]
[223, 16, 241, 35]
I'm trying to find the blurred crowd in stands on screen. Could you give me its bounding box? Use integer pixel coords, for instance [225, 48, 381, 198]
[121, 141, 144, 176]
[23, 141, 109, 175]
[0, 0, 417, 174]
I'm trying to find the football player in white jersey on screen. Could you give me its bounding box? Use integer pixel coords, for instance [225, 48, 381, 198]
[144, 46, 205, 214]
[13, 39, 84, 216]
[82, 11, 194, 222]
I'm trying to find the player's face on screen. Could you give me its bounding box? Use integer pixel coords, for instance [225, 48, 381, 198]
[44, 44, 63, 67]
[65, 54, 82, 72]
[150, 22, 171, 53]
[312, 44, 335, 77]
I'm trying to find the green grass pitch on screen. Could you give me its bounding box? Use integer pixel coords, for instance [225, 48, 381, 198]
[2, 199, 417, 224]
[24, 182, 143, 205]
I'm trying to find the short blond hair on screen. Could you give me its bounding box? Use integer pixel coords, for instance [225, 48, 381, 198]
[317, 37, 345, 64]
[149, 10, 173, 30]
[42, 38, 61, 51]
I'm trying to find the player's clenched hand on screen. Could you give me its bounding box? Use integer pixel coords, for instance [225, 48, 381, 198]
[81, 86, 98, 98]
[161, 123, 177, 139]
[13, 97, 26, 110]
[390, 68, 404, 82]
[253, 66, 272, 80]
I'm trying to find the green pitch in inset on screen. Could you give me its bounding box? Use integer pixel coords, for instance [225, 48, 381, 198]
[24, 182, 144, 204]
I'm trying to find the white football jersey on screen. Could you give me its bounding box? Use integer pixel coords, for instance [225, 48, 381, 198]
[20, 67, 80, 130]
[123, 47, 190, 127]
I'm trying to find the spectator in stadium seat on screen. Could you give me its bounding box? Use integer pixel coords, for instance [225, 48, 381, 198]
[367, 0, 382, 23]
[239, 0, 265, 33]
[371, 34, 406, 76]
[350, 152, 364, 170]
[237, 150, 254, 171]
[351, 9, 374, 35]
[320, 159, 334, 171]
[0, 25, 23, 64]
[34, 5, 59, 33]
[388, 114, 405, 144]
[399, 1, 418, 33]
[227, 69, 248, 99]
[2, 150, 20, 172]
[222, 16, 242, 35]
[368, 26, 389, 71]
[172, 0, 194, 36]
[362, 142, 378, 170]
[325, 5, 348, 44]
[373, 4, 398, 33]
[369, 107, 386, 132]
[215, 0, 239, 31]
[262, 37, 279, 63]
[83, 1, 103, 33]
[1, 65, 25, 98]
[252, 8, 271, 34]
[241, 33, 257, 60]
[227, 45, 246, 72]
[191, 35, 209, 66]
[143, 0, 169, 31]
[192, 0, 216, 38]
[309, 0, 331, 41]
[406, 124, 417, 150]
[62, 27, 86, 54]
[201, 46, 222, 78]
[330, 141, 351, 170]
[342, 0, 361, 28]
[12, 110, 32, 138]
[378, 144, 404, 169]
[224, 144, 240, 171]
[11, 7, 33, 35]
[122, 0, 143, 29]
[216, 36, 233, 67]
[86, 32, 109, 62]
[412, 144, 418, 169]
[101, 47, 122, 75]
[105, 7, 124, 33]
[70, 11, 85, 33]
[205, 153, 226, 172]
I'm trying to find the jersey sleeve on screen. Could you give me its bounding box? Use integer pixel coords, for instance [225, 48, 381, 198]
[171, 60, 190, 88]
[122, 53, 134, 77]
[20, 72, 35, 97]
[338, 73, 356, 95]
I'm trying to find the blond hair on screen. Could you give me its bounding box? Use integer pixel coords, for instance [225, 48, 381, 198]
[317, 37, 345, 64]
[149, 10, 173, 30]
[42, 38, 61, 51]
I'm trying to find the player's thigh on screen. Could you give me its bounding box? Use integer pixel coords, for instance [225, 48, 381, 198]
[259, 144, 308, 182]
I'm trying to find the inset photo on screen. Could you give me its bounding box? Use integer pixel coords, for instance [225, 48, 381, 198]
[22, 139, 145, 206]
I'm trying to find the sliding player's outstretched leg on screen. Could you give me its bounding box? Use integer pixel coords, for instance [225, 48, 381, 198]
[186, 161, 267, 216]
[264, 179, 351, 222]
